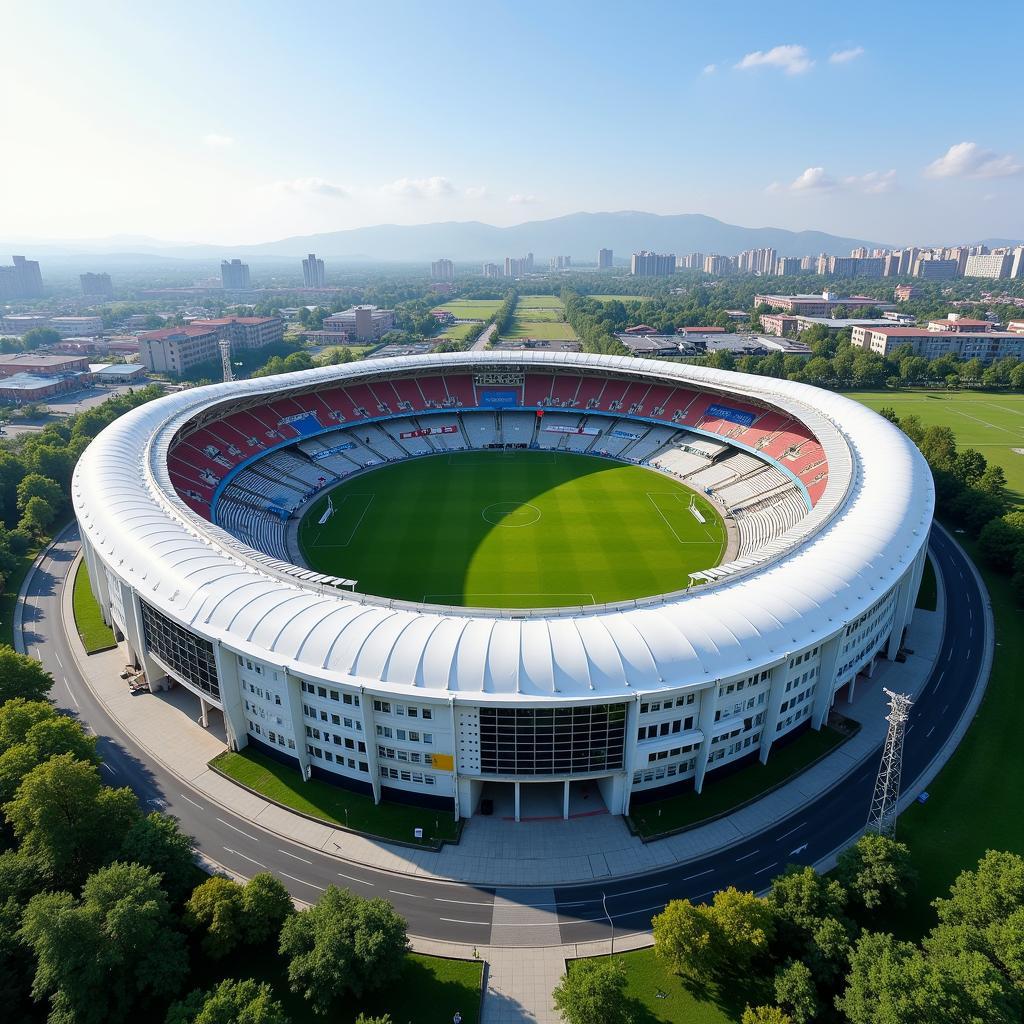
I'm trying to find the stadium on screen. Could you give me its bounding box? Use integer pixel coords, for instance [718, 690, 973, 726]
[72, 351, 934, 822]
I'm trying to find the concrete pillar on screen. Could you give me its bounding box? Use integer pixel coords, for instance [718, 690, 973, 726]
[212, 645, 248, 752]
[693, 682, 719, 793]
[123, 587, 164, 689]
[359, 688, 381, 804]
[759, 661, 790, 764]
[199, 697, 209, 728]
[514, 782, 521, 822]
[620, 697, 641, 816]
[448, 699, 461, 821]
[562, 780, 570, 820]
[281, 673, 311, 782]
[811, 634, 841, 730]
[848, 676, 857, 703]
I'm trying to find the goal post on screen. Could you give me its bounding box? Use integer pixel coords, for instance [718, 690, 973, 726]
[318, 495, 335, 526]
[688, 494, 706, 524]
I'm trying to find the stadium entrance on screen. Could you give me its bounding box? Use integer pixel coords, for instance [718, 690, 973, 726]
[477, 779, 608, 822]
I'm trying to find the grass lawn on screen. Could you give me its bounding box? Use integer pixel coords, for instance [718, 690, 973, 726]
[432, 299, 503, 320]
[589, 294, 645, 303]
[71, 560, 116, 653]
[518, 294, 563, 307]
[440, 322, 478, 342]
[629, 726, 847, 838]
[210, 747, 460, 847]
[894, 533, 1024, 937]
[299, 451, 726, 608]
[845, 390, 1024, 505]
[190, 941, 483, 1024]
[567, 948, 770, 1024]
[0, 546, 39, 646]
[503, 319, 578, 342]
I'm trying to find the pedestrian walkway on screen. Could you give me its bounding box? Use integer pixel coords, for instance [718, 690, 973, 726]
[60, 541, 946, 889]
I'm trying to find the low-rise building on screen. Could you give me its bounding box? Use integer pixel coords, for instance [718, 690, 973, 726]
[322, 305, 396, 341]
[48, 316, 104, 338]
[851, 325, 1024, 362]
[761, 313, 902, 337]
[0, 353, 92, 377]
[138, 325, 222, 374]
[89, 363, 149, 385]
[926, 316, 994, 333]
[190, 316, 283, 350]
[0, 313, 52, 335]
[754, 291, 894, 316]
[0, 373, 84, 403]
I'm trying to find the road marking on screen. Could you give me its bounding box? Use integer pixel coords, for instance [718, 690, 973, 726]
[216, 818, 259, 842]
[179, 793, 206, 811]
[789, 843, 809, 856]
[776, 822, 806, 842]
[682, 868, 715, 881]
[55, 653, 63, 668]
[439, 917, 489, 926]
[389, 889, 424, 899]
[735, 849, 759, 862]
[35, 649, 41, 661]
[280, 871, 325, 891]
[278, 849, 313, 865]
[606, 883, 669, 899]
[100, 762, 117, 775]
[754, 862, 779, 876]
[64, 679, 79, 707]
[435, 897, 494, 907]
[338, 871, 375, 886]
[941, 704, 949, 716]
[926, 726, 935, 738]
[223, 847, 266, 869]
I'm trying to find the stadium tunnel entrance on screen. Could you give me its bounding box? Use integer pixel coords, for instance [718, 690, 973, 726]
[475, 778, 609, 822]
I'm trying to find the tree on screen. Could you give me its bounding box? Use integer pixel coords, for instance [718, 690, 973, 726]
[977, 518, 1024, 573]
[772, 961, 816, 1024]
[15, 473, 64, 516]
[709, 887, 775, 968]
[166, 979, 288, 1024]
[836, 834, 916, 915]
[951, 448, 987, 488]
[0, 646, 53, 704]
[4, 754, 139, 885]
[20, 862, 188, 1024]
[0, 700, 99, 802]
[653, 898, 720, 981]
[767, 866, 847, 953]
[118, 812, 197, 905]
[242, 872, 295, 944]
[740, 1008, 792, 1024]
[185, 875, 247, 957]
[552, 958, 633, 1024]
[279, 886, 409, 1008]
[19, 494, 56, 535]
[354, 1016, 393, 1024]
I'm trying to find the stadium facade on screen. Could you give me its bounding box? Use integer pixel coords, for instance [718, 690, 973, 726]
[73, 352, 934, 820]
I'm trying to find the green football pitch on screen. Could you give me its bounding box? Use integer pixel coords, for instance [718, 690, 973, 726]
[298, 451, 727, 608]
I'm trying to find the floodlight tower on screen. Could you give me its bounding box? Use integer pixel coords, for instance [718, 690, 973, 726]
[219, 340, 234, 383]
[867, 688, 914, 837]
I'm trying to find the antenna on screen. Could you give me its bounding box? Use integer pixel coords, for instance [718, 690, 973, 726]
[219, 340, 234, 382]
[867, 688, 913, 837]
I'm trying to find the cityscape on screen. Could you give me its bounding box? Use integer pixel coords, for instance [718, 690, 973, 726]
[2, 4, 1023, 1024]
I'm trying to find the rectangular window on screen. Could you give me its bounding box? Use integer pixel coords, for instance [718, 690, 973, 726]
[140, 601, 220, 699]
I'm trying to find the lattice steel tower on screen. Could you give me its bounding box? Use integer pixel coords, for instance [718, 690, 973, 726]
[868, 688, 914, 837]
[219, 340, 234, 383]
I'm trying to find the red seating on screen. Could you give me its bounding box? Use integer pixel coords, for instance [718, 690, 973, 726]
[574, 378, 604, 407]
[392, 378, 427, 411]
[417, 376, 446, 404]
[443, 374, 477, 405]
[598, 379, 631, 410]
[618, 382, 650, 412]
[549, 375, 580, 406]
[524, 374, 554, 405]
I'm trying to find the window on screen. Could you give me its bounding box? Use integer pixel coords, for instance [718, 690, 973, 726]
[422, 708, 432, 720]
[140, 601, 219, 698]
[374, 700, 391, 714]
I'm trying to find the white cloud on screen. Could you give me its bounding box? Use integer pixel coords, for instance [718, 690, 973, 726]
[271, 177, 349, 199]
[381, 176, 455, 199]
[829, 46, 864, 64]
[507, 193, 539, 205]
[772, 166, 895, 195]
[203, 132, 235, 148]
[464, 185, 489, 199]
[843, 168, 897, 194]
[790, 166, 836, 191]
[702, 63, 717, 75]
[735, 44, 814, 75]
[925, 141, 1024, 179]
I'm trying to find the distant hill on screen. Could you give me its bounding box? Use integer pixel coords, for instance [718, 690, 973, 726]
[2, 211, 884, 264]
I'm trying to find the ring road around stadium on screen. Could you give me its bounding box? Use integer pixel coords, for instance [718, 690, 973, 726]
[72, 352, 934, 823]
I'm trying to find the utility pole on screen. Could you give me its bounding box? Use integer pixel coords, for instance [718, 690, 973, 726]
[867, 688, 913, 838]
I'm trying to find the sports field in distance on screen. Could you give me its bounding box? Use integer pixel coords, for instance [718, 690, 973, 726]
[845, 390, 1024, 504]
[502, 294, 579, 343]
[298, 451, 726, 607]
[430, 299, 503, 320]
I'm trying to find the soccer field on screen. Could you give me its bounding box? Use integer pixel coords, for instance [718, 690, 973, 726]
[298, 451, 726, 608]
[845, 391, 1024, 505]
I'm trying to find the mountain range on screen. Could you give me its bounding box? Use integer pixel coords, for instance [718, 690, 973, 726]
[3, 212, 889, 265]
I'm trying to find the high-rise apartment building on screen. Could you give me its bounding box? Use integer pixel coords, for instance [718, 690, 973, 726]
[964, 253, 1011, 279]
[431, 258, 454, 282]
[302, 253, 325, 288]
[0, 255, 44, 300]
[1009, 247, 1024, 279]
[482, 263, 501, 278]
[631, 251, 676, 276]
[776, 257, 803, 276]
[221, 259, 251, 290]
[598, 248, 613, 269]
[80, 272, 113, 297]
[550, 255, 572, 270]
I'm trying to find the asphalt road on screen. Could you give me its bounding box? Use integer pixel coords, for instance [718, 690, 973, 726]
[19, 524, 985, 946]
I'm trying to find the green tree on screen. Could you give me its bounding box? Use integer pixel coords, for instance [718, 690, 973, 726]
[278, 886, 409, 1009]
[0, 646, 53, 704]
[710, 887, 776, 968]
[772, 961, 816, 1024]
[21, 328, 61, 350]
[977, 518, 1024, 573]
[19, 494, 56, 535]
[166, 979, 288, 1024]
[767, 866, 848, 955]
[15, 474, 64, 516]
[4, 754, 139, 885]
[653, 898, 720, 981]
[118, 812, 197, 905]
[20, 862, 188, 1024]
[836, 833, 916, 916]
[242, 872, 295, 944]
[741, 1007, 792, 1024]
[185, 875, 247, 957]
[552, 958, 633, 1024]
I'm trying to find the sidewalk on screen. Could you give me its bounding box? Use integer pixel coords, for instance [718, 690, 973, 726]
[59, 550, 947, 889]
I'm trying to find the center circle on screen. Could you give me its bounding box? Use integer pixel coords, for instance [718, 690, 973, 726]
[482, 501, 542, 528]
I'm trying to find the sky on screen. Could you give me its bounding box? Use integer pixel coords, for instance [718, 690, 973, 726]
[2, 0, 1023, 247]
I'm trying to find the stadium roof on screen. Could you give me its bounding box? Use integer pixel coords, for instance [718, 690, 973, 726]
[73, 351, 934, 702]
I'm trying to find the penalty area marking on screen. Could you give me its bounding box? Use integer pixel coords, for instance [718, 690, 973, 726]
[645, 492, 720, 546]
[308, 493, 374, 547]
[481, 501, 542, 527]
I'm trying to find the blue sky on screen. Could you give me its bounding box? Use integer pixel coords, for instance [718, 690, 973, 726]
[3, 0, 1022, 245]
